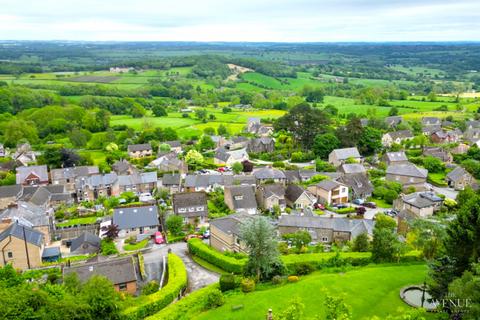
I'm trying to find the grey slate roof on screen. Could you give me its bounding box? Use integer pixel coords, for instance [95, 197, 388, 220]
[118, 171, 157, 186]
[225, 185, 257, 210]
[386, 163, 427, 178]
[338, 174, 373, 197]
[278, 215, 374, 237]
[128, 143, 152, 153]
[330, 147, 361, 160]
[253, 167, 286, 180]
[113, 205, 158, 229]
[422, 117, 441, 126]
[42, 247, 61, 258]
[315, 179, 344, 191]
[209, 213, 251, 236]
[165, 140, 182, 148]
[70, 232, 101, 252]
[64, 256, 137, 285]
[50, 166, 99, 181]
[162, 173, 181, 185]
[401, 192, 443, 209]
[0, 185, 23, 198]
[446, 166, 470, 182]
[0, 201, 49, 227]
[172, 192, 208, 217]
[261, 183, 285, 198]
[385, 151, 408, 163]
[340, 163, 366, 175]
[0, 222, 44, 246]
[285, 184, 308, 202]
[385, 116, 403, 126]
[16, 165, 49, 184]
[386, 130, 413, 140]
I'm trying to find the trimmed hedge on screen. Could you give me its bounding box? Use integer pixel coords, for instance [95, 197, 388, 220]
[145, 284, 220, 320]
[187, 238, 245, 274]
[122, 253, 187, 319]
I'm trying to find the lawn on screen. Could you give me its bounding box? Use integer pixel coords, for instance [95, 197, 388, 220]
[191, 255, 225, 274]
[56, 216, 99, 227]
[110, 115, 199, 130]
[123, 239, 149, 251]
[195, 264, 430, 320]
[368, 197, 392, 209]
[428, 172, 448, 187]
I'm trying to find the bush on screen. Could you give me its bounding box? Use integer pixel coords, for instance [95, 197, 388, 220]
[122, 253, 187, 319]
[287, 275, 299, 283]
[203, 289, 225, 310]
[271, 275, 283, 285]
[291, 262, 315, 275]
[100, 239, 118, 256]
[240, 278, 255, 293]
[142, 281, 160, 295]
[219, 274, 236, 292]
[187, 238, 245, 274]
[335, 207, 356, 214]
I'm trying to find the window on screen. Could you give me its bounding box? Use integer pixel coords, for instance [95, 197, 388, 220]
[7, 252, 13, 258]
[118, 283, 128, 291]
[188, 207, 195, 212]
[322, 237, 328, 242]
[179, 208, 187, 213]
[341, 188, 346, 193]
[235, 238, 241, 245]
[234, 195, 243, 200]
[196, 206, 204, 211]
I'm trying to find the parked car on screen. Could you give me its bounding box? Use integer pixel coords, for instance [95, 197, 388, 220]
[384, 209, 399, 217]
[334, 203, 348, 209]
[314, 202, 325, 210]
[362, 202, 377, 209]
[154, 231, 165, 244]
[352, 199, 365, 205]
[203, 230, 210, 239]
[184, 234, 203, 242]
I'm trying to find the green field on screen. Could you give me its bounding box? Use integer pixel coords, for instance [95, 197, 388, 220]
[196, 264, 430, 320]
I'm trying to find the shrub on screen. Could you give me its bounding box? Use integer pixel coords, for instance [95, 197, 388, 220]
[203, 289, 225, 310]
[142, 281, 160, 295]
[278, 242, 290, 255]
[240, 278, 256, 293]
[335, 207, 356, 214]
[187, 238, 245, 274]
[122, 253, 187, 319]
[272, 275, 283, 285]
[100, 239, 118, 256]
[287, 275, 299, 283]
[219, 274, 236, 292]
[292, 262, 315, 275]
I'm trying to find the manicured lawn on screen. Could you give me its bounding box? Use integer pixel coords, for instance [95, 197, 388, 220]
[123, 239, 149, 251]
[195, 264, 430, 320]
[56, 216, 99, 227]
[368, 197, 392, 209]
[428, 172, 448, 187]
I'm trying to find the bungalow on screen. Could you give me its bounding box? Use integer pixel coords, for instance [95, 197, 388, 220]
[285, 184, 316, 209]
[127, 144, 153, 158]
[214, 148, 249, 166]
[63, 257, 138, 295]
[383, 151, 409, 166]
[253, 167, 287, 185]
[0, 221, 44, 270]
[172, 192, 208, 224]
[386, 163, 428, 190]
[393, 192, 443, 218]
[209, 213, 250, 253]
[247, 137, 275, 154]
[381, 130, 413, 147]
[328, 148, 361, 167]
[70, 231, 101, 255]
[256, 183, 286, 212]
[113, 205, 159, 238]
[16, 165, 49, 186]
[446, 166, 476, 190]
[307, 180, 348, 205]
[184, 174, 225, 193]
[278, 215, 374, 244]
[160, 173, 182, 193]
[224, 185, 258, 215]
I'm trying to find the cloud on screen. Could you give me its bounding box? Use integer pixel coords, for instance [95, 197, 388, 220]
[0, 0, 479, 41]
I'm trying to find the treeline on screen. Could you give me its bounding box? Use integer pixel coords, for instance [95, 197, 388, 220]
[229, 57, 297, 78]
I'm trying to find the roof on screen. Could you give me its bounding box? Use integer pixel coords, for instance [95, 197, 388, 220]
[113, 205, 158, 229]
[165, 140, 182, 148]
[386, 130, 413, 140]
[173, 192, 207, 207]
[261, 183, 285, 198]
[386, 163, 428, 178]
[118, 171, 157, 186]
[446, 166, 470, 182]
[0, 201, 49, 227]
[162, 173, 181, 185]
[184, 174, 225, 188]
[315, 179, 344, 191]
[338, 174, 373, 196]
[64, 256, 137, 285]
[330, 147, 361, 160]
[128, 143, 152, 152]
[112, 159, 133, 174]
[16, 165, 49, 184]
[285, 184, 309, 202]
[75, 173, 118, 189]
[209, 213, 251, 236]
[215, 148, 248, 163]
[0, 185, 22, 198]
[70, 232, 101, 252]
[42, 247, 61, 258]
[278, 215, 374, 237]
[50, 166, 99, 181]
[402, 192, 443, 209]
[422, 117, 441, 125]
[0, 222, 44, 247]
[225, 185, 257, 210]
[253, 167, 286, 180]
[340, 163, 366, 174]
[385, 151, 408, 162]
[385, 116, 403, 126]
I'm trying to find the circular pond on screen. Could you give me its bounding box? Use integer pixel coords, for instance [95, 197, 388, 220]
[400, 285, 437, 311]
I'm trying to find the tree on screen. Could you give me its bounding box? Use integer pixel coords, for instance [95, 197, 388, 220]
[198, 135, 215, 151]
[101, 224, 119, 241]
[240, 216, 283, 280]
[275, 297, 305, 320]
[313, 133, 340, 159]
[282, 231, 312, 251]
[422, 156, 445, 173]
[232, 162, 243, 174]
[152, 103, 167, 117]
[158, 143, 171, 153]
[274, 103, 330, 148]
[301, 85, 325, 103]
[352, 233, 370, 252]
[78, 275, 120, 320]
[3, 119, 38, 147]
[324, 294, 352, 320]
[372, 214, 404, 262]
[358, 127, 382, 155]
[185, 149, 204, 170]
[131, 103, 147, 118]
[336, 117, 364, 148]
[166, 215, 184, 236]
[388, 106, 399, 116]
[69, 128, 91, 148]
[217, 124, 228, 136]
[448, 264, 480, 319]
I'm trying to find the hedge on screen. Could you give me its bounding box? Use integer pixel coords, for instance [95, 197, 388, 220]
[122, 253, 187, 319]
[187, 238, 245, 274]
[145, 284, 220, 320]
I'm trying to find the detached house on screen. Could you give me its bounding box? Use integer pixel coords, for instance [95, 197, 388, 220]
[384, 116, 403, 127]
[209, 213, 250, 253]
[253, 167, 287, 185]
[113, 205, 159, 238]
[383, 151, 409, 166]
[285, 184, 316, 209]
[423, 147, 452, 163]
[338, 174, 374, 200]
[328, 148, 361, 167]
[256, 184, 286, 212]
[430, 130, 461, 144]
[214, 148, 249, 166]
[13, 143, 36, 166]
[16, 165, 49, 186]
[386, 163, 427, 190]
[422, 117, 441, 127]
[308, 180, 348, 205]
[172, 192, 208, 224]
[247, 137, 275, 154]
[381, 130, 413, 147]
[446, 166, 476, 190]
[393, 192, 443, 218]
[128, 144, 153, 158]
[149, 154, 187, 174]
[224, 185, 257, 215]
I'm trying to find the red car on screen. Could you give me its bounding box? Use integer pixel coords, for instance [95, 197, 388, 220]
[154, 231, 165, 244]
[314, 202, 325, 210]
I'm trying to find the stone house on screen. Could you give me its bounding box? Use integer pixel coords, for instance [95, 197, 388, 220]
[209, 213, 250, 253]
[149, 154, 188, 174]
[13, 143, 37, 167]
[422, 147, 452, 163]
[256, 183, 286, 212]
[63, 256, 138, 295]
[118, 171, 158, 194]
[160, 173, 182, 193]
[278, 215, 374, 244]
[247, 137, 275, 154]
[285, 184, 316, 209]
[422, 117, 441, 127]
[328, 148, 362, 167]
[393, 192, 443, 218]
[386, 163, 428, 190]
[16, 165, 49, 186]
[50, 166, 100, 193]
[223, 185, 258, 215]
[338, 163, 367, 175]
[172, 192, 208, 224]
[0, 185, 23, 210]
[127, 144, 153, 158]
[184, 174, 225, 193]
[75, 173, 119, 201]
[70, 231, 101, 255]
[113, 205, 159, 238]
[384, 116, 403, 127]
[381, 130, 413, 147]
[307, 180, 348, 205]
[214, 148, 249, 166]
[163, 140, 183, 153]
[430, 130, 461, 144]
[383, 151, 409, 166]
[337, 174, 374, 200]
[253, 167, 287, 185]
[0, 221, 44, 270]
[446, 166, 476, 190]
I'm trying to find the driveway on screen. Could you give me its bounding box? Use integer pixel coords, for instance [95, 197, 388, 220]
[429, 184, 459, 200]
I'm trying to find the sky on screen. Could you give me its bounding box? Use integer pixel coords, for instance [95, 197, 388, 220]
[0, 0, 479, 42]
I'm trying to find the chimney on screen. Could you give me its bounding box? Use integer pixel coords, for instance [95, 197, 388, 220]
[0, 218, 12, 232]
